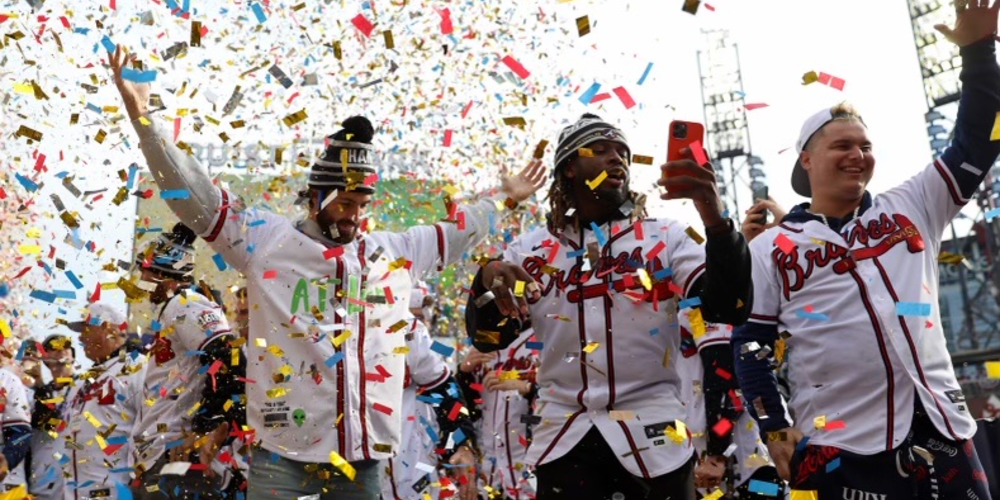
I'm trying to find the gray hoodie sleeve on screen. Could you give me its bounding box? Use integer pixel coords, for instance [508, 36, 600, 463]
[131, 115, 221, 234]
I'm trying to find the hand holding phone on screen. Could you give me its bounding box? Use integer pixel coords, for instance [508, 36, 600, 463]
[659, 120, 726, 228]
[752, 185, 770, 225]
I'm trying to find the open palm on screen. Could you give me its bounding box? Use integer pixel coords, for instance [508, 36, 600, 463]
[935, 0, 999, 47]
[109, 46, 151, 120]
[501, 158, 547, 203]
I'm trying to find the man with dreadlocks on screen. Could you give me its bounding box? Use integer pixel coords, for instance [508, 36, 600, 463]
[130, 222, 246, 500]
[466, 113, 752, 500]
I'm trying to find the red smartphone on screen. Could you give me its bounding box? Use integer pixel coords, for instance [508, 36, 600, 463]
[666, 120, 706, 163]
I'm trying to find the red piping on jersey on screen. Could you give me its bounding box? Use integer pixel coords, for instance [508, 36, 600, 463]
[535, 410, 583, 465]
[358, 240, 371, 460]
[749, 313, 778, 323]
[417, 369, 452, 392]
[204, 190, 229, 243]
[603, 261, 618, 408]
[683, 263, 706, 298]
[871, 257, 960, 440]
[502, 394, 519, 499]
[387, 458, 401, 500]
[434, 224, 446, 271]
[568, 235, 589, 410]
[778, 223, 804, 233]
[335, 259, 347, 458]
[697, 337, 731, 351]
[933, 158, 967, 205]
[847, 268, 896, 450]
[615, 419, 651, 479]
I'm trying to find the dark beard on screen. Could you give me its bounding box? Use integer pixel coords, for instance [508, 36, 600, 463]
[316, 211, 355, 244]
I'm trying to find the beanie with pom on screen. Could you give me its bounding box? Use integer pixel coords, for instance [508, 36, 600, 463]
[308, 116, 378, 194]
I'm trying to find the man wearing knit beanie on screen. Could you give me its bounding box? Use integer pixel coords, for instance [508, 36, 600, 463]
[466, 113, 752, 500]
[111, 44, 546, 498]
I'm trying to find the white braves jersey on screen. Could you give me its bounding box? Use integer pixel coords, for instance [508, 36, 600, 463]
[748, 161, 977, 454]
[133, 291, 232, 470]
[200, 187, 501, 463]
[506, 219, 707, 478]
[64, 351, 147, 500]
[476, 331, 538, 500]
[676, 317, 773, 487]
[382, 320, 448, 500]
[0, 369, 30, 491]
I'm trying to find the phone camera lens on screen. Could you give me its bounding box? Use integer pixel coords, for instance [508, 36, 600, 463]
[672, 122, 688, 139]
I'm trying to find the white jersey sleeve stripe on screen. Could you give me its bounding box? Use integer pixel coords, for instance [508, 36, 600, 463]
[202, 189, 230, 243]
[932, 158, 969, 205]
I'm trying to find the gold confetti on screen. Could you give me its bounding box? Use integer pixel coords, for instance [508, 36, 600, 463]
[586, 171, 608, 190]
[685, 227, 705, 244]
[329, 451, 357, 480]
[383, 30, 395, 49]
[502, 116, 526, 128]
[578, 147, 594, 157]
[533, 139, 549, 159]
[991, 112, 1000, 141]
[16, 125, 43, 141]
[583, 341, 600, 354]
[632, 154, 654, 165]
[282, 109, 308, 127]
[576, 16, 591, 37]
[95, 129, 107, 144]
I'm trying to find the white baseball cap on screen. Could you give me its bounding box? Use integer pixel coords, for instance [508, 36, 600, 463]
[791, 107, 837, 198]
[67, 302, 127, 333]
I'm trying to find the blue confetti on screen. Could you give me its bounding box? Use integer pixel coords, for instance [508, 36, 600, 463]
[796, 309, 830, 321]
[121, 68, 158, 83]
[747, 479, 780, 497]
[679, 296, 702, 309]
[151, 321, 163, 332]
[451, 428, 467, 445]
[247, 219, 266, 227]
[649, 328, 660, 336]
[525, 341, 544, 350]
[566, 249, 586, 259]
[579, 82, 601, 104]
[164, 439, 186, 450]
[52, 290, 76, 300]
[65, 271, 84, 290]
[116, 482, 133, 500]
[127, 163, 139, 189]
[15, 173, 39, 192]
[212, 253, 228, 271]
[895, 302, 932, 317]
[160, 189, 190, 200]
[100, 35, 116, 53]
[325, 352, 345, 368]
[637, 62, 654, 85]
[589, 222, 607, 247]
[106, 435, 128, 445]
[29, 290, 57, 303]
[251, 2, 267, 23]
[653, 267, 673, 280]
[430, 341, 455, 357]
[826, 457, 841, 473]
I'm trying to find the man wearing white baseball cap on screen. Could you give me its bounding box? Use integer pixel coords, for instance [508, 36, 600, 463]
[733, 2, 1000, 498]
[65, 301, 147, 500]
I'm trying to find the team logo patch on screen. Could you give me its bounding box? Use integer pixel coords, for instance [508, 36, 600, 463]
[197, 309, 223, 330]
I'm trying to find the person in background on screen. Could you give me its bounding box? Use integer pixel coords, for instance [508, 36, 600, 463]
[457, 335, 538, 500]
[0, 346, 32, 492]
[25, 334, 76, 500]
[64, 302, 147, 500]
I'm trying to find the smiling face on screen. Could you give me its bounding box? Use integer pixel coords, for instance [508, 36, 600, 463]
[801, 120, 874, 205]
[565, 139, 631, 212]
[310, 190, 372, 244]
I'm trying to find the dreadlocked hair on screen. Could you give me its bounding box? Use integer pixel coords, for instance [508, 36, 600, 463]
[546, 162, 648, 233]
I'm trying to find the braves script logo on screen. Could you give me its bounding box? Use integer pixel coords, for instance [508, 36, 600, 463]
[774, 213, 925, 299]
[522, 246, 672, 304]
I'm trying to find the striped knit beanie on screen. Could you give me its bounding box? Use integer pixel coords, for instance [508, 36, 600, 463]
[554, 113, 630, 172]
[309, 116, 378, 194]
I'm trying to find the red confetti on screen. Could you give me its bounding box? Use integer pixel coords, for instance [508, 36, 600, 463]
[90, 282, 101, 302]
[646, 241, 666, 261]
[774, 233, 796, 254]
[689, 140, 709, 166]
[384, 287, 395, 304]
[714, 367, 732, 380]
[0, 187, 6, 199]
[351, 14, 374, 37]
[824, 420, 846, 430]
[745, 103, 769, 111]
[262, 269, 278, 279]
[372, 402, 393, 415]
[438, 7, 454, 35]
[705, 3, 716, 10]
[547, 242, 561, 264]
[447, 402, 464, 421]
[634, 221, 644, 240]
[323, 247, 344, 260]
[712, 417, 733, 437]
[461, 100, 474, 119]
[375, 364, 392, 378]
[443, 129, 453, 147]
[590, 92, 612, 103]
[612, 86, 636, 110]
[173, 117, 182, 142]
[457, 211, 466, 231]
[501, 55, 530, 80]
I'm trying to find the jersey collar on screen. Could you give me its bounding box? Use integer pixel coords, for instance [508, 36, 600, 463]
[782, 191, 873, 233]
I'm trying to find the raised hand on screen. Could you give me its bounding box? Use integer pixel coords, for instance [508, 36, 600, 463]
[109, 46, 151, 120]
[447, 446, 478, 500]
[658, 148, 726, 228]
[501, 159, 547, 204]
[935, 0, 999, 46]
[741, 197, 788, 242]
[480, 260, 540, 321]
